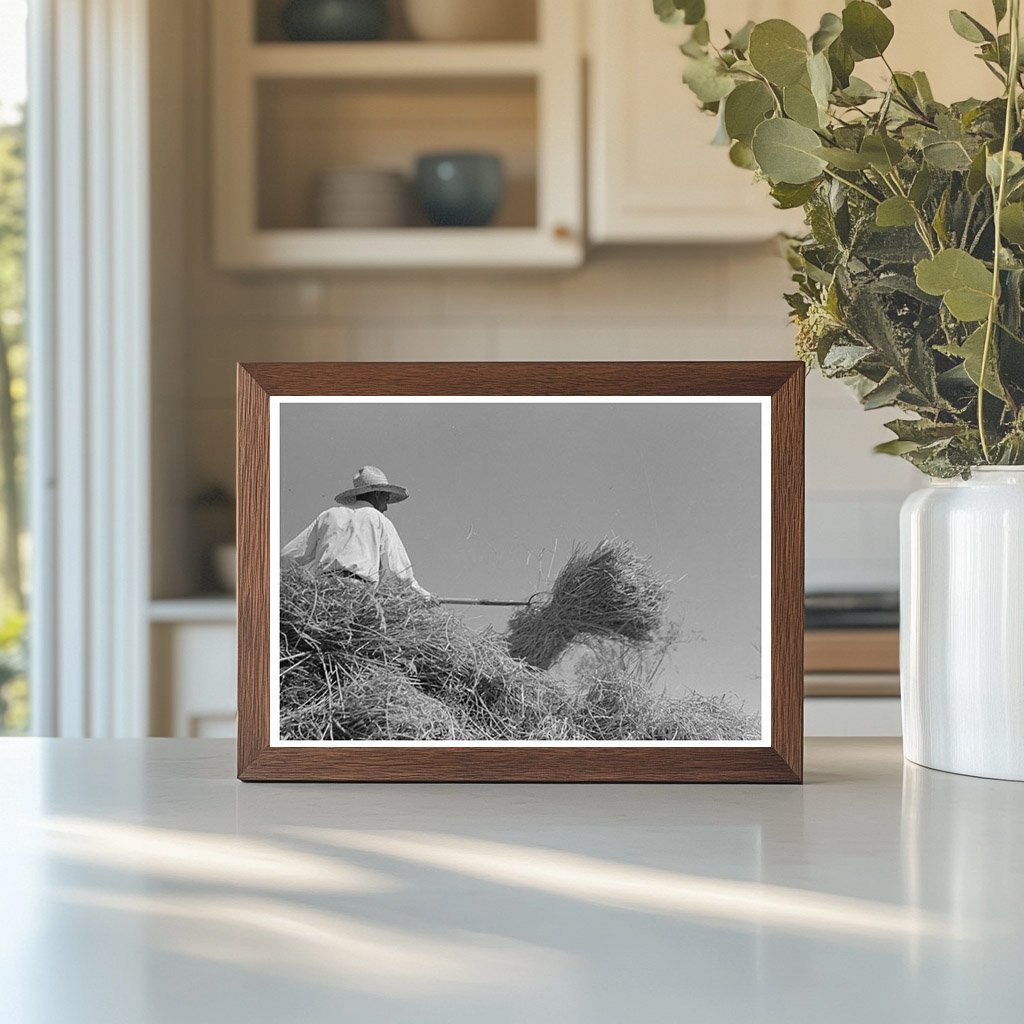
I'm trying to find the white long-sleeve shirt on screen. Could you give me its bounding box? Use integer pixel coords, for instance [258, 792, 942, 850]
[281, 500, 429, 596]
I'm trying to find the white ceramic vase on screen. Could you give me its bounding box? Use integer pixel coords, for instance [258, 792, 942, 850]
[900, 467, 1024, 780]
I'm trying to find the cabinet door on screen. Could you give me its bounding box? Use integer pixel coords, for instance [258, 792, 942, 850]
[587, 0, 808, 242]
[151, 621, 237, 738]
[587, 0, 996, 244]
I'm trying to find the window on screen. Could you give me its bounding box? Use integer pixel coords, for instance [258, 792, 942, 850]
[0, 0, 28, 734]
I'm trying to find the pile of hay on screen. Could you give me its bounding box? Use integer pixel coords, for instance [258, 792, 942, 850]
[278, 541, 759, 743]
[506, 540, 667, 669]
[279, 567, 563, 741]
[568, 672, 761, 742]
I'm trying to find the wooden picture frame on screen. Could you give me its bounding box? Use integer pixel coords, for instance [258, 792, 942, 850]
[237, 362, 804, 782]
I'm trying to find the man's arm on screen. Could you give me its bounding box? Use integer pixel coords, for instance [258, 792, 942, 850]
[379, 518, 430, 598]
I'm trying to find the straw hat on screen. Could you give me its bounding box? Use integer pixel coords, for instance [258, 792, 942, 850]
[335, 466, 409, 504]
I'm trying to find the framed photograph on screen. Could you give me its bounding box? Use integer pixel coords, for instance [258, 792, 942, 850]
[237, 362, 804, 782]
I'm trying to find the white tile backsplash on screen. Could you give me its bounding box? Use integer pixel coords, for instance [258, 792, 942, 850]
[492, 322, 628, 361]
[352, 323, 497, 362]
[558, 251, 727, 320]
[186, 270, 328, 322]
[326, 276, 446, 321]
[441, 273, 562, 321]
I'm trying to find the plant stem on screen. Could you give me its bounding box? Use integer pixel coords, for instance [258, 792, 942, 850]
[750, 69, 784, 117]
[881, 54, 929, 119]
[884, 171, 939, 254]
[979, 0, 1021, 462]
[822, 167, 881, 204]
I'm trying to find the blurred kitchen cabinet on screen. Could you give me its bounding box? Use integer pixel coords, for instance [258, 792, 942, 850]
[587, 0, 809, 243]
[150, 602, 236, 738]
[212, 0, 583, 268]
[586, 0, 995, 244]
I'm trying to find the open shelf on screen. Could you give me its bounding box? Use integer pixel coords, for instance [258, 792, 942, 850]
[212, 0, 582, 268]
[257, 76, 538, 232]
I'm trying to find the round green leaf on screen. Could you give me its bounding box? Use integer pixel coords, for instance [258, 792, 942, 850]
[923, 140, 973, 171]
[654, 0, 705, 26]
[915, 249, 993, 321]
[748, 20, 809, 86]
[967, 144, 992, 194]
[842, 1, 894, 59]
[860, 133, 904, 173]
[827, 35, 856, 88]
[875, 196, 918, 228]
[724, 20, 755, 53]
[837, 76, 878, 105]
[807, 52, 833, 107]
[729, 140, 757, 170]
[941, 326, 1006, 398]
[810, 12, 843, 54]
[1000, 203, 1024, 245]
[751, 118, 828, 184]
[949, 10, 994, 44]
[723, 81, 775, 144]
[986, 150, 1024, 190]
[771, 180, 820, 209]
[783, 81, 823, 129]
[682, 57, 736, 104]
[875, 439, 922, 456]
[814, 145, 871, 170]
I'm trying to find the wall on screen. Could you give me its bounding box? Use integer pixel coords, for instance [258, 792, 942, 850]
[155, 0, 920, 598]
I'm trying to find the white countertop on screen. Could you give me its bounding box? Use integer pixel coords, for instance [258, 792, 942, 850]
[1, 738, 1020, 1023]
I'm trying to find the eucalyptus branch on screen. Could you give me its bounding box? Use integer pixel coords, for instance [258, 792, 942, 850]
[749, 68, 784, 117]
[881, 54, 930, 121]
[822, 167, 881, 205]
[884, 170, 939, 254]
[664, 1, 1024, 474]
[979, 0, 1021, 461]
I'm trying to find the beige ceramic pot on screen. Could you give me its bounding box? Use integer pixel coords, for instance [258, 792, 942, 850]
[403, 0, 534, 41]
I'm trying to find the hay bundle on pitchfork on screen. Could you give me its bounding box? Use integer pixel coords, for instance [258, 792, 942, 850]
[502, 540, 668, 669]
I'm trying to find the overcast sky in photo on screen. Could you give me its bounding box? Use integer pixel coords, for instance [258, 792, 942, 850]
[279, 399, 764, 708]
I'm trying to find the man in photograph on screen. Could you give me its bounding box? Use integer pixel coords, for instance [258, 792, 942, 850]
[281, 465, 431, 598]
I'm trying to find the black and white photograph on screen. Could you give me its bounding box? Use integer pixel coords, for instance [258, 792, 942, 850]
[270, 396, 770, 746]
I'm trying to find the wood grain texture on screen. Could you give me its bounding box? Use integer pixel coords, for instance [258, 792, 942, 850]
[805, 629, 900, 674]
[236, 365, 270, 778]
[236, 362, 805, 783]
[770, 365, 804, 782]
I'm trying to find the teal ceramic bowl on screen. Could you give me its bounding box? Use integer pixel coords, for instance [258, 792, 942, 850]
[415, 152, 505, 228]
[281, 0, 388, 42]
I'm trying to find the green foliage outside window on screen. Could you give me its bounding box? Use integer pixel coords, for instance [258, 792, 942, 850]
[0, 110, 27, 733]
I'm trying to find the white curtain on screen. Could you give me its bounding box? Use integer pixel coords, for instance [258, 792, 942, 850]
[28, 0, 150, 736]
